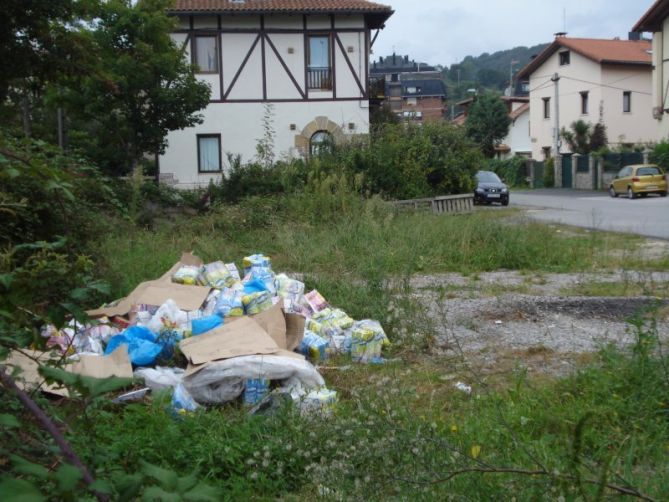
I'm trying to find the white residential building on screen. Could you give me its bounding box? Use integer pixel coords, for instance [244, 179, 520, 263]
[633, 0, 669, 141]
[160, 0, 393, 187]
[516, 36, 655, 160]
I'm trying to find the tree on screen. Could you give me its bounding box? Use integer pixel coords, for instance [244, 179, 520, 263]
[0, 0, 97, 136]
[63, 0, 211, 175]
[465, 93, 511, 158]
[561, 120, 608, 154]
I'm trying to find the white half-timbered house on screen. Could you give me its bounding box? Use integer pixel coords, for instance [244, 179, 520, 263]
[160, 0, 393, 187]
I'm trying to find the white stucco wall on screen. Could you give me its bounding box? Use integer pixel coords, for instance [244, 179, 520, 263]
[503, 109, 531, 156]
[600, 65, 654, 146]
[528, 49, 602, 159]
[651, 20, 669, 141]
[160, 101, 370, 187]
[527, 44, 653, 159]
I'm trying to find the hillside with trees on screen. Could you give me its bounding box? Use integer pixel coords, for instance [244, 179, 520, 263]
[444, 43, 549, 103]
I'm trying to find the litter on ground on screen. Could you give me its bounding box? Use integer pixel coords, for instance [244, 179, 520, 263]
[6, 252, 390, 414]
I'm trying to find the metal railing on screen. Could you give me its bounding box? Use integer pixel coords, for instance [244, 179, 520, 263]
[307, 67, 332, 90]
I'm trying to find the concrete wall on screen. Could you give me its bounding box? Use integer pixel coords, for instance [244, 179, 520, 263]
[162, 13, 370, 187]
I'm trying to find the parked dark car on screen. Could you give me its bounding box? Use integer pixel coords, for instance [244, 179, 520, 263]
[474, 171, 509, 206]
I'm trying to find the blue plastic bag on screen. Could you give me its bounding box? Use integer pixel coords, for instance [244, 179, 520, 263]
[105, 326, 163, 366]
[243, 278, 268, 294]
[172, 383, 199, 414]
[191, 315, 223, 336]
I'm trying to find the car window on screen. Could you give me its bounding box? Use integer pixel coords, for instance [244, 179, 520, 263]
[636, 166, 661, 176]
[476, 171, 501, 183]
[619, 167, 631, 177]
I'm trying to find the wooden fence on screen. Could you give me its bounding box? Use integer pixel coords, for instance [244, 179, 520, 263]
[394, 194, 473, 214]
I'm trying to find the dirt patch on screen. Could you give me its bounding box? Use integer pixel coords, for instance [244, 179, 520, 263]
[411, 271, 669, 377]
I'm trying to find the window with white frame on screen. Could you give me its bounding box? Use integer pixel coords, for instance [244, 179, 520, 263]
[197, 134, 221, 172]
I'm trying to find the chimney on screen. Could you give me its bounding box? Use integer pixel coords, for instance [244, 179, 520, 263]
[628, 31, 641, 41]
[554, 32, 567, 38]
[392, 52, 396, 65]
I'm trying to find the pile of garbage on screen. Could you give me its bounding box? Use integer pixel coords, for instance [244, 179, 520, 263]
[6, 252, 389, 414]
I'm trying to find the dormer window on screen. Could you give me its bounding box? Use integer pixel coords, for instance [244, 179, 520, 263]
[559, 50, 570, 66]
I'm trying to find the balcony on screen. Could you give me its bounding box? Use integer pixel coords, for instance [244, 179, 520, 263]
[307, 67, 332, 90]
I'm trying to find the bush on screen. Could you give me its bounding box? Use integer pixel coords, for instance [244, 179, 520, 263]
[650, 140, 669, 171]
[485, 156, 529, 187]
[543, 157, 555, 188]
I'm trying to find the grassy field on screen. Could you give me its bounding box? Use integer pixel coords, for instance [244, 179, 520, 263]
[6, 190, 668, 500]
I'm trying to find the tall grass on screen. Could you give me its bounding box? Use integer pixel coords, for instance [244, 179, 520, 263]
[96, 177, 652, 303]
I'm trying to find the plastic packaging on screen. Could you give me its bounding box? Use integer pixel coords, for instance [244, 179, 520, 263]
[172, 383, 199, 413]
[298, 389, 338, 416]
[199, 261, 235, 289]
[105, 326, 163, 366]
[242, 291, 274, 315]
[308, 308, 355, 338]
[243, 378, 270, 404]
[304, 290, 328, 313]
[242, 254, 271, 276]
[348, 320, 388, 363]
[214, 289, 245, 317]
[146, 299, 188, 335]
[226, 263, 241, 281]
[243, 278, 269, 294]
[183, 355, 324, 405]
[299, 331, 329, 362]
[191, 314, 223, 336]
[134, 366, 184, 390]
[275, 274, 305, 313]
[171, 265, 202, 285]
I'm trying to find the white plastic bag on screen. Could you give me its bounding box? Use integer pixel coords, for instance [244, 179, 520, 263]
[183, 355, 324, 405]
[134, 366, 184, 391]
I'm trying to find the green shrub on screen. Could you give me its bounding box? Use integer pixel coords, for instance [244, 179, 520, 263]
[485, 156, 529, 187]
[543, 157, 555, 187]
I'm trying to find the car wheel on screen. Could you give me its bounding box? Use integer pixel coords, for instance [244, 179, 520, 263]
[661, 191, 667, 197]
[627, 187, 635, 200]
[609, 186, 617, 198]
[502, 198, 509, 206]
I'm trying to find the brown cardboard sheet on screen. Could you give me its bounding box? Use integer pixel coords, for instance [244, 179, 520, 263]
[87, 252, 209, 318]
[5, 345, 133, 397]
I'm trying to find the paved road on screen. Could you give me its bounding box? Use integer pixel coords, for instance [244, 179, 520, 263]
[510, 189, 669, 240]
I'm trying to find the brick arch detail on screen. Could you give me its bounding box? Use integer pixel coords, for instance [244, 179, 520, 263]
[294, 116, 346, 156]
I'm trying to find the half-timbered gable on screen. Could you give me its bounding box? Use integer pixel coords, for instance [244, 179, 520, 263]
[159, 0, 393, 187]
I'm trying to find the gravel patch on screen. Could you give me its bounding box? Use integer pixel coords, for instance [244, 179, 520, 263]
[411, 271, 669, 377]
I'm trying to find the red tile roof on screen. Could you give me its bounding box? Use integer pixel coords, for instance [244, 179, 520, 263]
[633, 0, 669, 32]
[517, 37, 651, 79]
[509, 102, 529, 121]
[169, 0, 393, 14]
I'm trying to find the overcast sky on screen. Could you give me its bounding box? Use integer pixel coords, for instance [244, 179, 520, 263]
[373, 0, 655, 67]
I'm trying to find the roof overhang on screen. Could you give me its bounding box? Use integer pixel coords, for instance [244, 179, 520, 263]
[167, 2, 394, 30]
[633, 0, 669, 32]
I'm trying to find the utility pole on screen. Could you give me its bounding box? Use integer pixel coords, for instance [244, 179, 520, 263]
[552, 72, 561, 156]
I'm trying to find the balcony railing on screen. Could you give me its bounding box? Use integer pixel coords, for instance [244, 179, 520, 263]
[307, 67, 332, 90]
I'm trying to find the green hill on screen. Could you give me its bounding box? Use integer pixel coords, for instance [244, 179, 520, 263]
[444, 43, 549, 101]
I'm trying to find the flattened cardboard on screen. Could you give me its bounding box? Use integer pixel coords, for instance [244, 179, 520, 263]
[249, 300, 287, 349]
[68, 346, 133, 379]
[87, 252, 208, 318]
[180, 317, 280, 367]
[285, 313, 306, 352]
[5, 350, 69, 396]
[5, 345, 133, 397]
